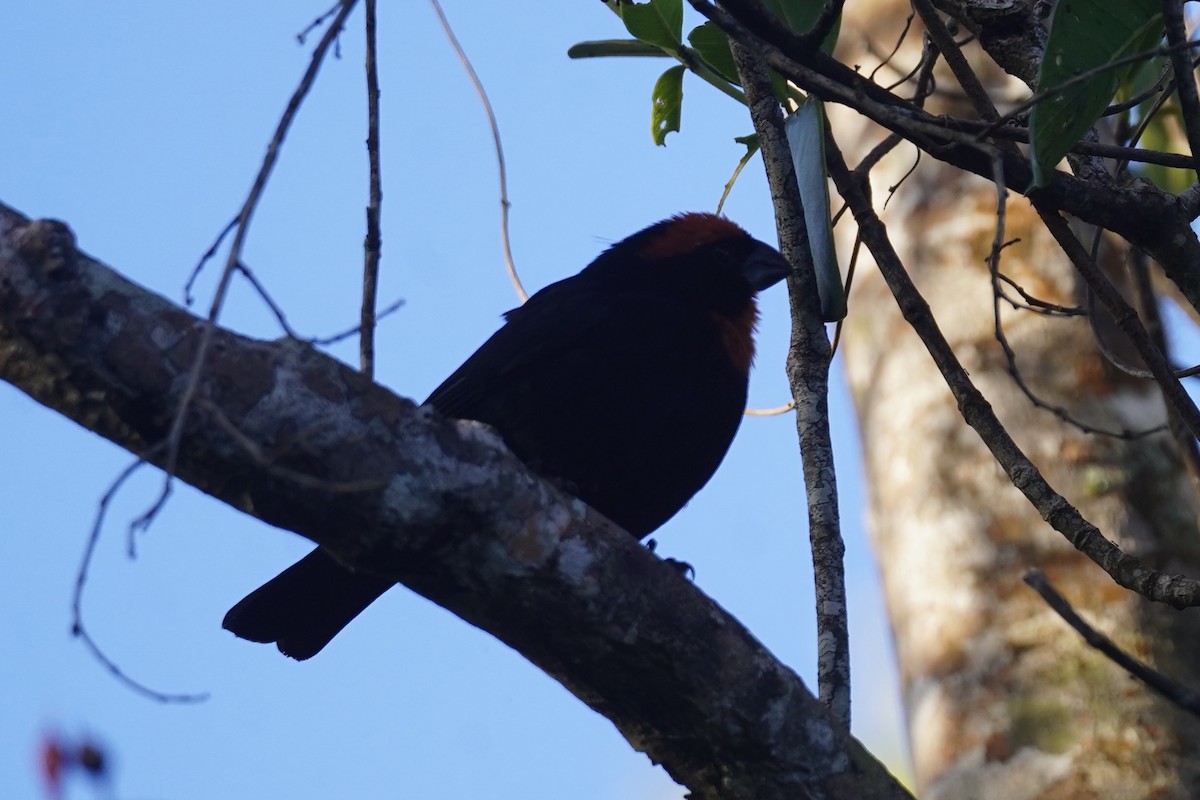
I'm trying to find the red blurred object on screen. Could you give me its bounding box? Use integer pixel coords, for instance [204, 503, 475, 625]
[38, 732, 108, 800]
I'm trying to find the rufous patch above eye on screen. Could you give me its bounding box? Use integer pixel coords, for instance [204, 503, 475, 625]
[637, 212, 748, 261]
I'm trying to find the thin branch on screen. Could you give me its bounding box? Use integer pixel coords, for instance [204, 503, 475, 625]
[297, 2, 344, 44]
[743, 401, 796, 416]
[361, 0, 383, 376]
[165, 0, 360, 498]
[1127, 249, 1200, 486]
[1161, 0, 1200, 180]
[1103, 60, 1172, 118]
[1030, 199, 1200, 440]
[1111, 64, 1185, 180]
[112, 1, 360, 558]
[984, 157, 1161, 439]
[882, 148, 920, 209]
[430, 0, 526, 302]
[911, 0, 999, 123]
[687, 0, 1200, 335]
[730, 43, 849, 726]
[907, 36, 941, 106]
[797, 0, 844, 52]
[821, 139, 1200, 608]
[953, 124, 1200, 170]
[313, 297, 405, 346]
[233, 261, 302, 339]
[995, 270, 1085, 317]
[1025, 569, 1200, 716]
[72, 448, 208, 704]
[990, 273, 1163, 439]
[883, 39, 930, 93]
[716, 141, 758, 215]
[184, 216, 237, 306]
[855, 132, 907, 176]
[976, 39, 1200, 140]
[868, 9, 916, 84]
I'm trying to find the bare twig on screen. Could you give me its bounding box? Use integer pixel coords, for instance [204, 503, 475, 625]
[990, 276, 1163, 439]
[1127, 249, 1200, 485]
[1103, 60, 1172, 118]
[977, 39, 1200, 140]
[233, 261, 302, 339]
[64, 3, 362, 692]
[797, 0, 844, 52]
[907, 37, 941, 106]
[72, 448, 208, 704]
[1161, 0, 1200, 179]
[1031, 199, 1200, 440]
[882, 148, 920, 209]
[297, 2, 344, 44]
[361, 0, 383, 376]
[313, 296, 405, 346]
[163, 0, 361, 514]
[884, 40, 930, 93]
[995, 270, 1085, 316]
[687, 0, 1200, 345]
[985, 157, 1160, 439]
[868, 9, 916, 84]
[743, 401, 796, 416]
[855, 132, 907, 177]
[964, 126, 1200, 170]
[1025, 569, 1200, 716]
[716, 143, 758, 215]
[184, 216, 237, 305]
[911, 0, 999, 123]
[431, 0, 526, 302]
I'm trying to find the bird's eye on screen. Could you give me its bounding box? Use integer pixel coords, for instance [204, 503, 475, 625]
[710, 242, 736, 260]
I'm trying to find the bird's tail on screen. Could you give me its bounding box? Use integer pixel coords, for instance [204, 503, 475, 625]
[223, 547, 394, 660]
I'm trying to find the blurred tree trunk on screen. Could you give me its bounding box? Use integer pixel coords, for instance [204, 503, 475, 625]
[835, 2, 1200, 796]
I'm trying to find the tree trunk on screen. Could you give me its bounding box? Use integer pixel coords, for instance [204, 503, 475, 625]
[837, 2, 1200, 796]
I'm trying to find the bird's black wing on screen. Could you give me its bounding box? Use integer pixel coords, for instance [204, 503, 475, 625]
[424, 276, 614, 417]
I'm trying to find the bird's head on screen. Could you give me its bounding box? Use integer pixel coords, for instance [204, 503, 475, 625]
[586, 212, 790, 313]
[584, 213, 791, 371]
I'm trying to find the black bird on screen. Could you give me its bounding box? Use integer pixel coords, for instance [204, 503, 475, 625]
[223, 213, 790, 659]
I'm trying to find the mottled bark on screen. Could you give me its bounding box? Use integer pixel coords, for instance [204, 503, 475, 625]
[835, 2, 1200, 796]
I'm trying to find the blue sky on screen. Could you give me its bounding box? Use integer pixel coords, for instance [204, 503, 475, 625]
[1, 3, 905, 797]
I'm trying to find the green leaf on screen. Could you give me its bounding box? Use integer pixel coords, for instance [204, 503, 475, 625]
[687, 22, 739, 84]
[734, 133, 759, 152]
[686, 22, 801, 103]
[1117, 53, 1167, 106]
[1030, 0, 1163, 187]
[606, 0, 684, 52]
[761, 0, 840, 53]
[567, 39, 672, 59]
[651, 65, 686, 145]
[784, 97, 844, 321]
[1138, 104, 1191, 194]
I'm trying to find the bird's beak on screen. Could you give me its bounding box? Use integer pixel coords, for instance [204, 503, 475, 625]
[741, 242, 792, 291]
